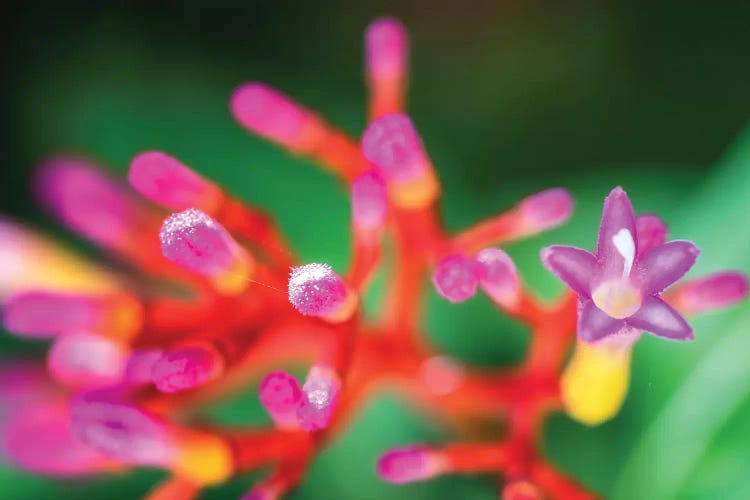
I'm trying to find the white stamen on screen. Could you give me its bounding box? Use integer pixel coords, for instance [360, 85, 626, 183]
[612, 228, 635, 278]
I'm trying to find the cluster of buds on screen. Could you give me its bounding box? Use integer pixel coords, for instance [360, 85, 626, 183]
[0, 17, 747, 499]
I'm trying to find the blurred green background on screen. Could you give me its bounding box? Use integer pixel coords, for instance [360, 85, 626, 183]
[1, 1, 749, 499]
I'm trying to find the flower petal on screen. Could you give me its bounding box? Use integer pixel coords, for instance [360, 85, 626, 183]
[627, 296, 693, 340]
[636, 240, 700, 295]
[596, 187, 637, 280]
[635, 214, 667, 256]
[577, 300, 627, 342]
[541, 246, 597, 298]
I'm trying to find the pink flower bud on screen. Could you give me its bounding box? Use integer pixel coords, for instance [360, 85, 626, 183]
[259, 372, 303, 429]
[518, 188, 573, 233]
[361, 113, 428, 183]
[288, 263, 354, 321]
[129, 151, 221, 211]
[231, 83, 317, 149]
[351, 170, 388, 232]
[365, 18, 408, 83]
[377, 446, 445, 484]
[47, 333, 129, 387]
[296, 366, 340, 431]
[71, 399, 176, 466]
[475, 248, 520, 308]
[160, 208, 241, 276]
[151, 344, 224, 394]
[432, 254, 481, 303]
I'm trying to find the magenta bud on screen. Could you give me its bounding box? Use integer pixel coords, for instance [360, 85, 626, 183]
[151, 345, 224, 394]
[432, 254, 481, 303]
[123, 349, 164, 386]
[288, 263, 352, 319]
[129, 151, 220, 211]
[673, 272, 748, 315]
[36, 157, 135, 247]
[70, 399, 175, 466]
[47, 333, 128, 387]
[3, 291, 101, 338]
[1, 401, 107, 476]
[635, 214, 668, 255]
[160, 208, 239, 276]
[365, 18, 408, 83]
[519, 188, 573, 232]
[259, 372, 303, 429]
[296, 366, 340, 431]
[351, 170, 388, 231]
[230, 83, 314, 148]
[475, 248, 520, 307]
[377, 446, 443, 484]
[361, 113, 428, 182]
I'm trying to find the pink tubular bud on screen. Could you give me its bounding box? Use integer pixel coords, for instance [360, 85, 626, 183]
[160, 209, 252, 293]
[635, 214, 667, 255]
[123, 349, 164, 386]
[1, 401, 109, 476]
[518, 188, 573, 233]
[151, 344, 224, 394]
[296, 366, 341, 431]
[432, 254, 481, 303]
[361, 113, 428, 183]
[2, 291, 142, 340]
[259, 372, 303, 429]
[351, 170, 388, 232]
[671, 272, 748, 315]
[361, 113, 439, 209]
[365, 18, 408, 84]
[230, 83, 320, 150]
[36, 157, 137, 248]
[128, 151, 222, 211]
[377, 446, 446, 484]
[71, 399, 176, 466]
[288, 263, 356, 321]
[47, 333, 129, 387]
[475, 248, 520, 308]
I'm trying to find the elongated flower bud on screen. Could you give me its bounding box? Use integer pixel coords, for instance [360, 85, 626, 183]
[160, 208, 253, 294]
[3, 291, 142, 341]
[518, 188, 573, 234]
[151, 344, 224, 394]
[296, 365, 340, 431]
[377, 446, 446, 484]
[288, 263, 357, 322]
[259, 372, 303, 429]
[129, 151, 222, 211]
[36, 157, 141, 250]
[1, 401, 110, 476]
[71, 400, 176, 466]
[365, 18, 408, 86]
[432, 254, 481, 303]
[231, 83, 322, 151]
[48, 333, 129, 387]
[365, 18, 409, 118]
[669, 272, 748, 315]
[361, 113, 439, 209]
[475, 248, 520, 309]
[351, 170, 388, 233]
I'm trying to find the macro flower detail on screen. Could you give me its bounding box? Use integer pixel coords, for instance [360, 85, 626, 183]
[542, 186, 699, 342]
[0, 15, 747, 500]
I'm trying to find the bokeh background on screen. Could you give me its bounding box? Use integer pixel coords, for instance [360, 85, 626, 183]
[2, 1, 750, 499]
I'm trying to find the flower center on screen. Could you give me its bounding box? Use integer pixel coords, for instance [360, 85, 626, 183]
[592, 280, 641, 319]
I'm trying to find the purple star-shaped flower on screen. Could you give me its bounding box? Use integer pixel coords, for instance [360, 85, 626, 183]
[541, 187, 699, 342]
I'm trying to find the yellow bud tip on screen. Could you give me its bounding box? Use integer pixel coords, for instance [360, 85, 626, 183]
[172, 432, 234, 486]
[561, 340, 632, 426]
